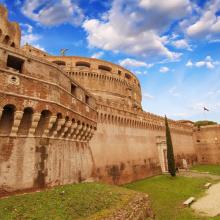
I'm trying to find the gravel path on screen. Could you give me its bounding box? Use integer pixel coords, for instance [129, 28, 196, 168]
[192, 182, 220, 217]
[178, 170, 220, 180]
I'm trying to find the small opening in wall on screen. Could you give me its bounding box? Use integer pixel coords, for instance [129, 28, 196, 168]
[71, 84, 77, 96]
[75, 61, 91, 68]
[85, 95, 89, 104]
[118, 70, 121, 75]
[98, 65, 112, 72]
[3, 35, 10, 44]
[125, 73, 131, 80]
[7, 55, 24, 73]
[10, 42, 15, 48]
[52, 60, 66, 66]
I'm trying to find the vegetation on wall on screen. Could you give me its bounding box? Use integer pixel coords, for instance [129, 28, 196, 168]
[165, 116, 176, 177]
[195, 120, 217, 127]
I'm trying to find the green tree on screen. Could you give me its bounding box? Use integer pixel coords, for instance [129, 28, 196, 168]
[165, 116, 176, 177]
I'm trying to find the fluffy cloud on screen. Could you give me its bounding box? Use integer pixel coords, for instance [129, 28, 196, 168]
[21, 23, 40, 44]
[91, 51, 104, 59]
[186, 0, 220, 40]
[22, 0, 84, 26]
[159, 66, 169, 73]
[143, 92, 154, 100]
[169, 86, 181, 97]
[171, 39, 192, 51]
[20, 23, 45, 50]
[119, 58, 152, 68]
[83, 0, 190, 59]
[186, 56, 219, 69]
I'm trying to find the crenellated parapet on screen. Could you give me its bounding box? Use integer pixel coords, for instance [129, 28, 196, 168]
[46, 56, 142, 110]
[96, 103, 193, 135]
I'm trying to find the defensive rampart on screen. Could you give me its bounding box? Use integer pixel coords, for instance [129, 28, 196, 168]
[194, 125, 220, 164]
[47, 55, 197, 184]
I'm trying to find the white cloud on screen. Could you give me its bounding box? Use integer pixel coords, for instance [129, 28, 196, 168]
[138, 0, 192, 31]
[91, 51, 104, 59]
[32, 44, 45, 51]
[21, 33, 41, 45]
[186, 0, 220, 40]
[143, 92, 154, 99]
[119, 58, 152, 68]
[186, 60, 193, 67]
[20, 23, 44, 50]
[186, 56, 218, 69]
[159, 66, 169, 73]
[83, 0, 190, 59]
[21, 0, 84, 26]
[171, 39, 192, 51]
[135, 70, 148, 75]
[169, 86, 181, 97]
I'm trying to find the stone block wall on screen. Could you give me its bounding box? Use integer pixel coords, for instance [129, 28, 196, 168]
[194, 125, 220, 164]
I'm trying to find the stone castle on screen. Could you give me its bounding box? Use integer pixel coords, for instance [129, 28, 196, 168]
[0, 5, 219, 194]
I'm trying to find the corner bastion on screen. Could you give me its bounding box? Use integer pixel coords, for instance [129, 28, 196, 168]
[0, 6, 97, 193]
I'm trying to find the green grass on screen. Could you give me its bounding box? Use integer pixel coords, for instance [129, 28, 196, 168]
[0, 183, 135, 220]
[125, 175, 220, 220]
[191, 164, 220, 176]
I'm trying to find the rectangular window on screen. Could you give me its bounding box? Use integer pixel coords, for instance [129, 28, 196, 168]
[7, 55, 24, 73]
[85, 95, 89, 104]
[71, 84, 77, 96]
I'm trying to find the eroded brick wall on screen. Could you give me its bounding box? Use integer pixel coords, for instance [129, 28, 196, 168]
[194, 125, 220, 164]
[0, 137, 94, 193]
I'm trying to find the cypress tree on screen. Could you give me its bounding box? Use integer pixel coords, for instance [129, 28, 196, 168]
[165, 115, 176, 177]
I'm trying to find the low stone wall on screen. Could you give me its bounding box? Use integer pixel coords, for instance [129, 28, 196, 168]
[104, 193, 154, 220]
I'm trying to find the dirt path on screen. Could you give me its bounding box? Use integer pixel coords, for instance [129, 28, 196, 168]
[178, 170, 220, 180]
[191, 182, 220, 217]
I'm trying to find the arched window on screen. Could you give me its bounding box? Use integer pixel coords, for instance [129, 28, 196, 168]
[75, 61, 91, 68]
[125, 73, 131, 80]
[17, 107, 33, 135]
[52, 60, 66, 66]
[0, 104, 15, 135]
[0, 29, 2, 38]
[3, 35, 10, 44]
[10, 42, 15, 47]
[98, 65, 112, 72]
[35, 110, 51, 136]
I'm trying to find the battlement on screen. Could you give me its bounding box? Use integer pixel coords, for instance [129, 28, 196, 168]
[46, 56, 142, 109]
[22, 44, 49, 58]
[0, 5, 21, 48]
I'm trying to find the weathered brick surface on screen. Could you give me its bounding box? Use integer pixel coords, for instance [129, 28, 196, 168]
[194, 125, 220, 164]
[0, 5, 210, 193]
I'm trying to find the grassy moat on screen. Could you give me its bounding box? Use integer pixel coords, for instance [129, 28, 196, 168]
[1, 165, 220, 220]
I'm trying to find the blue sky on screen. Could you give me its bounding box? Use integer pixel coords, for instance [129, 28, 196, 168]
[1, 0, 220, 122]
